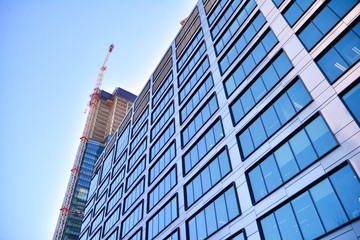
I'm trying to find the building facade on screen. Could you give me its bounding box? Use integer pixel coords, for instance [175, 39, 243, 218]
[79, 0, 360, 239]
[55, 88, 137, 240]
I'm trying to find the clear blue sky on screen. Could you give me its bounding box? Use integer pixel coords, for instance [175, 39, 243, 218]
[0, 1, 196, 239]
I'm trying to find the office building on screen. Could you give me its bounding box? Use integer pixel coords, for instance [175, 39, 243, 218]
[79, 0, 360, 239]
[54, 88, 137, 240]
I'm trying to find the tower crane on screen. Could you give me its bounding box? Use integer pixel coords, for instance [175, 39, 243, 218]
[53, 44, 114, 240]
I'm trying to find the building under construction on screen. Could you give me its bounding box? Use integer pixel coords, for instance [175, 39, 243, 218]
[54, 87, 137, 240]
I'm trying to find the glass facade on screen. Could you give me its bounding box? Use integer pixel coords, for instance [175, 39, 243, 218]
[77, 1, 360, 239]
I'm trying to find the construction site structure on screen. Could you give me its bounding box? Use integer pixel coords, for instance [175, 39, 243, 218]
[53, 45, 137, 240]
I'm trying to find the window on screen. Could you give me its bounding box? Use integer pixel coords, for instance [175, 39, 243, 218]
[94, 192, 107, 214]
[84, 196, 95, 217]
[317, 22, 360, 83]
[151, 102, 174, 141]
[211, 0, 242, 38]
[179, 58, 210, 103]
[180, 74, 214, 124]
[106, 229, 118, 240]
[91, 229, 102, 240]
[259, 163, 360, 240]
[177, 30, 204, 71]
[342, 82, 360, 125]
[186, 185, 240, 240]
[107, 186, 122, 214]
[126, 157, 146, 191]
[283, 0, 315, 26]
[215, 0, 257, 55]
[219, 15, 270, 75]
[147, 195, 178, 240]
[183, 118, 224, 175]
[116, 124, 130, 159]
[164, 229, 179, 240]
[151, 121, 175, 161]
[148, 166, 177, 211]
[181, 94, 219, 147]
[152, 87, 174, 123]
[226, 229, 246, 240]
[272, 0, 284, 8]
[178, 42, 207, 86]
[153, 73, 173, 107]
[113, 152, 126, 177]
[128, 138, 147, 170]
[230, 51, 293, 124]
[248, 114, 337, 202]
[132, 108, 149, 137]
[124, 177, 145, 213]
[238, 79, 312, 159]
[298, 0, 358, 50]
[130, 122, 148, 153]
[121, 202, 143, 238]
[88, 173, 99, 198]
[91, 210, 104, 233]
[98, 176, 110, 196]
[223, 29, 278, 95]
[110, 167, 125, 194]
[81, 213, 91, 233]
[185, 147, 231, 208]
[128, 228, 142, 240]
[208, 0, 228, 26]
[104, 207, 120, 235]
[149, 141, 176, 183]
[101, 148, 114, 181]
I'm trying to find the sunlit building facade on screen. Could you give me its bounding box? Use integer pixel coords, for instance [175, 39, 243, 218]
[79, 0, 360, 239]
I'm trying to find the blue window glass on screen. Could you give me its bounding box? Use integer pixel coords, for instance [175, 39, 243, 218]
[124, 178, 144, 213]
[248, 167, 267, 201]
[238, 129, 254, 157]
[274, 143, 299, 181]
[132, 108, 148, 137]
[261, 155, 282, 193]
[342, 83, 360, 123]
[262, 107, 281, 136]
[273, 94, 296, 124]
[283, 0, 315, 26]
[291, 192, 325, 239]
[260, 164, 360, 239]
[298, 0, 358, 50]
[116, 124, 130, 158]
[317, 23, 360, 83]
[304, 116, 337, 157]
[211, 0, 242, 38]
[151, 103, 174, 141]
[186, 185, 240, 240]
[272, 0, 284, 7]
[151, 121, 175, 160]
[177, 30, 204, 71]
[249, 118, 266, 148]
[310, 179, 347, 231]
[153, 73, 172, 107]
[288, 130, 317, 169]
[152, 87, 173, 123]
[121, 202, 143, 238]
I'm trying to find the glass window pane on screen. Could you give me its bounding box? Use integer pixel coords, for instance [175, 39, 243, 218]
[318, 48, 349, 83]
[284, 3, 303, 26]
[239, 129, 254, 157]
[288, 130, 317, 170]
[219, 152, 231, 176]
[313, 7, 339, 35]
[273, 94, 296, 124]
[343, 83, 360, 123]
[299, 22, 323, 50]
[215, 196, 228, 228]
[287, 80, 311, 112]
[328, 0, 357, 18]
[243, 55, 256, 75]
[262, 107, 281, 136]
[186, 183, 194, 206]
[305, 116, 337, 157]
[335, 30, 360, 66]
[209, 159, 221, 185]
[310, 179, 348, 231]
[252, 43, 267, 63]
[225, 187, 240, 220]
[193, 176, 203, 201]
[261, 155, 283, 193]
[249, 167, 267, 201]
[205, 204, 217, 234]
[232, 100, 245, 123]
[262, 65, 279, 90]
[241, 89, 255, 113]
[291, 192, 325, 239]
[273, 52, 292, 78]
[188, 218, 197, 240]
[251, 78, 267, 102]
[275, 204, 302, 240]
[330, 165, 360, 220]
[260, 214, 281, 240]
[249, 118, 267, 148]
[196, 211, 207, 240]
[274, 143, 299, 181]
[201, 167, 212, 193]
[197, 138, 206, 160]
